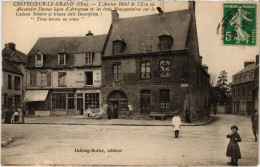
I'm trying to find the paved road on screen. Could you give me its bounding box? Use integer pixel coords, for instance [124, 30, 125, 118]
[1, 115, 258, 166]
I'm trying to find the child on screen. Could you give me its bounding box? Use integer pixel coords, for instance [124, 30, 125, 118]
[226, 125, 241, 166]
[172, 111, 181, 138]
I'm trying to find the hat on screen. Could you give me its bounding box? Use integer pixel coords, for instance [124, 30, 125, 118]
[231, 125, 238, 130]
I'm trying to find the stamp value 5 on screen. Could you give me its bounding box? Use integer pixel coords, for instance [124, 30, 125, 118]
[223, 3, 257, 46]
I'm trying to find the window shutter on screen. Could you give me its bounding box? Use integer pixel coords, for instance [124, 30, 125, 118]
[47, 72, 51, 86]
[33, 73, 37, 86]
[58, 54, 60, 65]
[35, 55, 37, 66]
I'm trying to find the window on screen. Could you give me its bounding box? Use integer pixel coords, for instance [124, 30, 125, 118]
[113, 42, 122, 54]
[68, 93, 75, 109]
[41, 72, 51, 86]
[14, 76, 21, 90]
[58, 72, 66, 87]
[249, 73, 253, 80]
[58, 54, 66, 65]
[237, 75, 241, 82]
[14, 95, 20, 108]
[8, 75, 12, 89]
[141, 61, 151, 79]
[30, 73, 37, 86]
[242, 87, 245, 97]
[85, 93, 99, 109]
[35, 54, 43, 67]
[242, 74, 245, 81]
[248, 86, 252, 96]
[159, 36, 173, 50]
[85, 52, 93, 65]
[159, 89, 170, 109]
[52, 93, 66, 109]
[113, 63, 121, 80]
[85, 72, 93, 85]
[159, 59, 170, 78]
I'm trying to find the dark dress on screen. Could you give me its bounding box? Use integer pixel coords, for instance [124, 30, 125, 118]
[226, 133, 241, 159]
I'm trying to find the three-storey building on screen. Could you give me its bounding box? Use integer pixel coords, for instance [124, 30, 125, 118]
[24, 33, 106, 116]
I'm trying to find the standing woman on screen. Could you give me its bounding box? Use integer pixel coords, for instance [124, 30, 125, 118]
[172, 111, 182, 138]
[18, 108, 25, 124]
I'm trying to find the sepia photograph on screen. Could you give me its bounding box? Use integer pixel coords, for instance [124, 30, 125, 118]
[1, 1, 259, 166]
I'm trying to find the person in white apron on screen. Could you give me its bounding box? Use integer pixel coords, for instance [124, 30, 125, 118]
[172, 111, 182, 138]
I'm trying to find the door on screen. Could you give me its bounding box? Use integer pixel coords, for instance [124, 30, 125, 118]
[77, 98, 83, 115]
[108, 101, 118, 119]
[140, 90, 151, 114]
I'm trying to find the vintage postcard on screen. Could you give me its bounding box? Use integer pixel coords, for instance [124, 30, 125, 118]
[1, 1, 259, 166]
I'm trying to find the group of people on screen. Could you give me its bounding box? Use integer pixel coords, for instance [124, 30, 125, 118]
[4, 108, 25, 124]
[172, 109, 258, 166]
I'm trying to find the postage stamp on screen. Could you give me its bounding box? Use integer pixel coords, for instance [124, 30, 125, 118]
[223, 3, 257, 46]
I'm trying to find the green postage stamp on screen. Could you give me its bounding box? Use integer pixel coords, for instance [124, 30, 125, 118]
[223, 3, 257, 46]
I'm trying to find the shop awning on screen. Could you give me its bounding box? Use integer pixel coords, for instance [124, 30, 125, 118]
[24, 90, 49, 102]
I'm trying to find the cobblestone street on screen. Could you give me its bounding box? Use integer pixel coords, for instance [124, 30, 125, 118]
[1, 115, 258, 166]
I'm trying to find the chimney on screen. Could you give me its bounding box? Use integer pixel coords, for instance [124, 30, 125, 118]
[188, 1, 195, 15]
[256, 55, 259, 65]
[6, 43, 16, 51]
[111, 10, 119, 23]
[86, 30, 93, 36]
[244, 61, 255, 68]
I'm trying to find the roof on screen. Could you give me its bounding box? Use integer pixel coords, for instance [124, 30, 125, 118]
[2, 58, 22, 74]
[103, 9, 190, 56]
[28, 34, 107, 55]
[234, 63, 259, 75]
[26, 35, 107, 68]
[2, 48, 27, 64]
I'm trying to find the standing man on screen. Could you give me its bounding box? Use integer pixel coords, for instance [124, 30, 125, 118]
[252, 110, 258, 141]
[172, 111, 182, 138]
[185, 107, 191, 123]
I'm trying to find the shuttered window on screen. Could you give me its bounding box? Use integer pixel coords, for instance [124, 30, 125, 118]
[30, 73, 37, 86]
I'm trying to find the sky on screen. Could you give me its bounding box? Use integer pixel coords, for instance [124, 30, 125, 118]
[2, 1, 259, 84]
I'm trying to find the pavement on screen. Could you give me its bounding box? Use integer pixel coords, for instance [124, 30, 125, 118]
[3, 115, 217, 126]
[1, 114, 258, 166]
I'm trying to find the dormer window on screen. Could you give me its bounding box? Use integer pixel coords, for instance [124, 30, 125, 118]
[35, 52, 43, 67]
[85, 51, 94, 65]
[112, 36, 126, 55]
[158, 31, 173, 50]
[58, 54, 67, 65]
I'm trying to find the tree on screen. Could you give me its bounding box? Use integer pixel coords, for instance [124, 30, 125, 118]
[215, 70, 231, 105]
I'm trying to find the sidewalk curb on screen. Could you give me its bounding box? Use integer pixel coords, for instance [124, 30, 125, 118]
[23, 117, 218, 126]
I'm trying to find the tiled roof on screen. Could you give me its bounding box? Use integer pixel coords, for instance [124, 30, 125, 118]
[103, 9, 190, 56]
[28, 34, 107, 55]
[26, 35, 107, 68]
[235, 63, 259, 75]
[2, 49, 27, 63]
[2, 58, 22, 74]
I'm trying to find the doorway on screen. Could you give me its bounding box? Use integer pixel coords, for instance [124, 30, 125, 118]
[140, 90, 151, 114]
[107, 90, 128, 119]
[77, 93, 84, 115]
